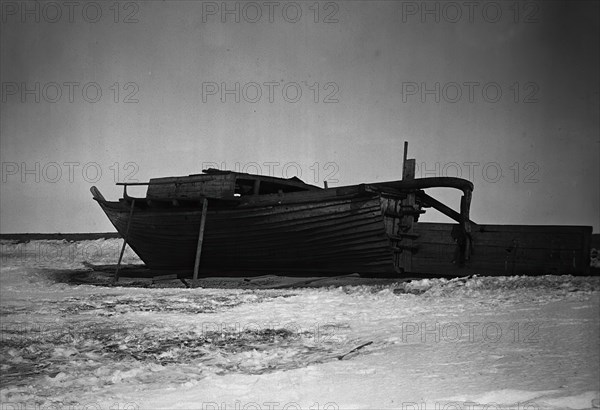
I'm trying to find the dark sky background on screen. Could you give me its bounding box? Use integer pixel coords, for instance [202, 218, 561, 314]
[1, 0, 598, 233]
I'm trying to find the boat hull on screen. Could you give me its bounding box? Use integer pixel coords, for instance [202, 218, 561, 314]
[97, 193, 400, 276]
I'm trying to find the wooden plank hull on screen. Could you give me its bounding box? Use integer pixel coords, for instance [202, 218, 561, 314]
[97, 193, 400, 276]
[412, 223, 592, 276]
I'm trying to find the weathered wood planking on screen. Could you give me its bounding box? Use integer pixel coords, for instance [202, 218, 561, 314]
[147, 174, 236, 199]
[99, 194, 397, 276]
[412, 222, 592, 276]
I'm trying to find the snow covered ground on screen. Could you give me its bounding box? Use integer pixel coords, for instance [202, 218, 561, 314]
[1, 239, 599, 410]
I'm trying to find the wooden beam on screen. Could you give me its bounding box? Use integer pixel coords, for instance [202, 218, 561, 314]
[114, 199, 136, 282]
[402, 141, 408, 179]
[416, 191, 477, 226]
[152, 274, 180, 282]
[193, 198, 209, 280]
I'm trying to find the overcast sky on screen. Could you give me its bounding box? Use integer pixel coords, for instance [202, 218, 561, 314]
[1, 0, 598, 233]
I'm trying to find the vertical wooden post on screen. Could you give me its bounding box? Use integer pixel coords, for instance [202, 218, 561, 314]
[402, 141, 408, 180]
[193, 198, 209, 280]
[460, 190, 473, 262]
[399, 141, 417, 273]
[114, 198, 136, 282]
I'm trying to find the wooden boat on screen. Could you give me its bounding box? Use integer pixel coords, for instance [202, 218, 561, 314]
[91, 147, 475, 278]
[91, 145, 592, 278]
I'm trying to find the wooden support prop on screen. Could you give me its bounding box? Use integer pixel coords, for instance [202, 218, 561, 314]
[416, 191, 477, 226]
[114, 199, 136, 282]
[460, 190, 473, 261]
[193, 198, 209, 280]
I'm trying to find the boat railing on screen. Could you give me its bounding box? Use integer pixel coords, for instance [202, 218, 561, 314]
[116, 180, 206, 198]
